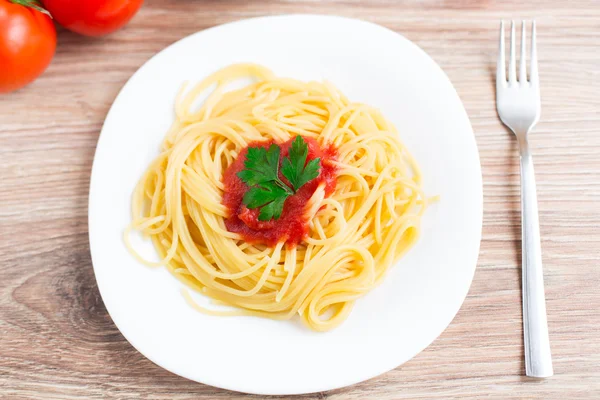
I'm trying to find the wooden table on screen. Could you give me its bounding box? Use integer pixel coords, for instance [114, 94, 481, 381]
[1, 1, 599, 398]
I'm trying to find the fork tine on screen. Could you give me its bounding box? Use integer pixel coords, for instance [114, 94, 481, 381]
[497, 21, 506, 85]
[519, 21, 527, 83]
[509, 21, 517, 83]
[530, 21, 539, 84]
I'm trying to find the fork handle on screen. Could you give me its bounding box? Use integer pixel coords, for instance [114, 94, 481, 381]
[519, 140, 553, 378]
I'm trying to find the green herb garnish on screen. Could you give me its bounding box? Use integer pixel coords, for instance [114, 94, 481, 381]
[281, 135, 321, 192]
[237, 136, 321, 221]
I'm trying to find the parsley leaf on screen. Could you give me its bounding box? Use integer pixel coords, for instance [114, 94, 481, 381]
[236, 136, 322, 221]
[243, 182, 287, 208]
[258, 195, 287, 221]
[296, 157, 321, 189]
[281, 135, 307, 190]
[237, 144, 281, 186]
[242, 182, 289, 221]
[282, 135, 321, 191]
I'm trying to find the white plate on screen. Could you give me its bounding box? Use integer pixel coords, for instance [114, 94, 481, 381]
[89, 15, 482, 395]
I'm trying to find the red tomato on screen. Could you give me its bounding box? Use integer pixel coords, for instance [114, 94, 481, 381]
[0, 0, 56, 94]
[42, 0, 143, 37]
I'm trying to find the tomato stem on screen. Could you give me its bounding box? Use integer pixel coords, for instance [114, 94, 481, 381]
[9, 0, 52, 18]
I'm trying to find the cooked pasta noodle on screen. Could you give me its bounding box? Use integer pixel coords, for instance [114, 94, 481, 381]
[126, 63, 428, 331]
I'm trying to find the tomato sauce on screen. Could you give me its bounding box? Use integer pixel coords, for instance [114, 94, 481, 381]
[222, 137, 337, 247]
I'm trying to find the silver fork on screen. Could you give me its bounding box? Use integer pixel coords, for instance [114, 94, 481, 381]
[496, 21, 553, 378]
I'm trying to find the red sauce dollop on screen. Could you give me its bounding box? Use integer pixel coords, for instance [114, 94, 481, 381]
[222, 137, 337, 247]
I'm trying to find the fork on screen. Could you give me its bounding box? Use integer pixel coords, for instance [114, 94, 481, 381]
[496, 21, 553, 378]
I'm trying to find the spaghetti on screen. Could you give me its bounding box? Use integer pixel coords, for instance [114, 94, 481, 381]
[126, 63, 427, 331]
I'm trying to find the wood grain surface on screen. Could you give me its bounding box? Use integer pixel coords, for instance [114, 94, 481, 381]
[1, 0, 599, 398]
